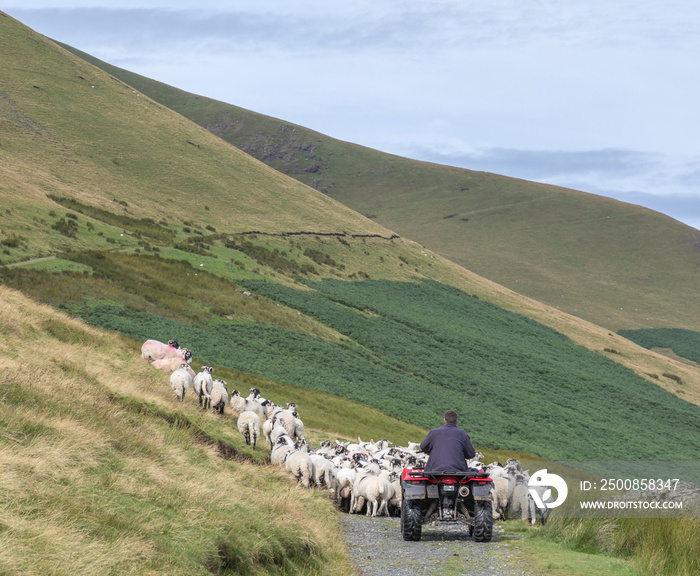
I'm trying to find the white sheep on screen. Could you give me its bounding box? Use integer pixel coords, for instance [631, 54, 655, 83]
[309, 454, 335, 490]
[528, 483, 553, 525]
[229, 390, 266, 421]
[291, 412, 304, 442]
[352, 470, 392, 517]
[246, 387, 268, 405]
[262, 416, 276, 449]
[285, 449, 314, 488]
[486, 464, 509, 479]
[335, 467, 357, 512]
[270, 436, 295, 466]
[508, 472, 535, 521]
[379, 470, 401, 516]
[268, 418, 290, 446]
[506, 458, 524, 474]
[169, 363, 192, 402]
[265, 402, 283, 419]
[206, 380, 229, 415]
[271, 410, 299, 438]
[237, 410, 261, 449]
[491, 476, 510, 519]
[316, 440, 336, 458]
[359, 459, 381, 476]
[193, 366, 213, 407]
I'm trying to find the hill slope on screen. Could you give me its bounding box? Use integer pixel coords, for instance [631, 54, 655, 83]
[0, 14, 391, 258]
[58, 42, 700, 334]
[1, 12, 699, 465]
[0, 284, 432, 575]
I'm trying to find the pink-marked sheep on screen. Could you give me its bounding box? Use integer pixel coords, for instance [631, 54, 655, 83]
[151, 355, 195, 376]
[141, 339, 191, 364]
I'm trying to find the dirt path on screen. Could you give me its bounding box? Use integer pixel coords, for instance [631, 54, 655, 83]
[4, 255, 56, 267]
[341, 514, 537, 576]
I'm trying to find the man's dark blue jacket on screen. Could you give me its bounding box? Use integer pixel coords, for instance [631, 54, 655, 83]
[419, 423, 476, 472]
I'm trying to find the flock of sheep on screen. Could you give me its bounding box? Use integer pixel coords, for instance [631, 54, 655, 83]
[141, 338, 546, 524]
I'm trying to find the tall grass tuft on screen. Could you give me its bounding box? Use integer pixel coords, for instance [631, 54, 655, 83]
[534, 516, 700, 576]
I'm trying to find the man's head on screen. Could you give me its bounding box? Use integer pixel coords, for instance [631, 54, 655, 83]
[444, 410, 458, 424]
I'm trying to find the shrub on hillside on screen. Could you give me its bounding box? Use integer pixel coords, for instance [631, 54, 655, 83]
[51, 217, 78, 238]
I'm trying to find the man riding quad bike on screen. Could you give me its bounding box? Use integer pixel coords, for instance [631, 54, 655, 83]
[400, 411, 494, 542]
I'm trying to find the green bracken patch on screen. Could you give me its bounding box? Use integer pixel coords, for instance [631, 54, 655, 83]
[49, 274, 700, 462]
[618, 328, 700, 365]
[47, 195, 177, 243]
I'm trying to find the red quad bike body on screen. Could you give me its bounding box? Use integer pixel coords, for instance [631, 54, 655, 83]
[400, 467, 494, 542]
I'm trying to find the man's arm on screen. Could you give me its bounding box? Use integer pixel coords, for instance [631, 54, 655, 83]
[463, 431, 476, 460]
[420, 430, 434, 455]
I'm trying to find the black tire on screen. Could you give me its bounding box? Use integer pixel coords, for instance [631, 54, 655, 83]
[401, 498, 422, 541]
[472, 499, 493, 542]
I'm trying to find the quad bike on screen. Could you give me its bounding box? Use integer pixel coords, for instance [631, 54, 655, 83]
[400, 467, 494, 542]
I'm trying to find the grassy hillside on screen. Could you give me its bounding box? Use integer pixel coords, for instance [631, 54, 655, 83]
[58, 42, 700, 334]
[2, 12, 700, 458]
[0, 284, 435, 575]
[0, 14, 389, 264]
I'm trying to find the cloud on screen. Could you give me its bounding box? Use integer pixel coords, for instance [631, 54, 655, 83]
[10, 1, 700, 56]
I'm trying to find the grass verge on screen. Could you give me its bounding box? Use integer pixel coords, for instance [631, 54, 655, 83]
[515, 516, 700, 576]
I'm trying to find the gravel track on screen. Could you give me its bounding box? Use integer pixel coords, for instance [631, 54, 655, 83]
[341, 514, 536, 576]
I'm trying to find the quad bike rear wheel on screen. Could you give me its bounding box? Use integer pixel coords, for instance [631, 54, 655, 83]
[400, 498, 422, 541]
[472, 499, 493, 542]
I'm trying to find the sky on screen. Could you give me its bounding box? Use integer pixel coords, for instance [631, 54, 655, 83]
[5, 1, 700, 230]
